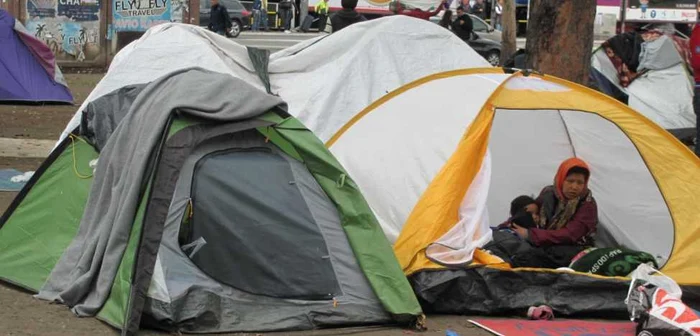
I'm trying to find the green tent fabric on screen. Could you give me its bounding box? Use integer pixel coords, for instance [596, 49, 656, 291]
[0, 136, 97, 291]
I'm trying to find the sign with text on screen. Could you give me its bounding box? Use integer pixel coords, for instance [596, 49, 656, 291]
[113, 0, 171, 31]
[58, 0, 99, 21]
[626, 0, 698, 22]
[27, 0, 57, 18]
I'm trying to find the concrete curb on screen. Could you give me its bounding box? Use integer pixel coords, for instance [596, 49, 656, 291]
[0, 138, 55, 158]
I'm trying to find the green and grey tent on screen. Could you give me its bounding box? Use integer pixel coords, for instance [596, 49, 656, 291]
[0, 68, 422, 334]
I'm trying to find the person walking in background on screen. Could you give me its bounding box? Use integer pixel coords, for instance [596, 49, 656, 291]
[460, 0, 470, 12]
[330, 0, 366, 33]
[451, 5, 473, 40]
[278, 0, 296, 32]
[439, 9, 453, 29]
[316, 0, 330, 32]
[690, 22, 700, 157]
[252, 0, 263, 31]
[471, 0, 485, 19]
[260, 0, 269, 31]
[208, 0, 232, 36]
[493, 0, 502, 30]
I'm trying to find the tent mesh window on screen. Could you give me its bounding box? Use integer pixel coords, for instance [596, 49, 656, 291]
[184, 147, 340, 300]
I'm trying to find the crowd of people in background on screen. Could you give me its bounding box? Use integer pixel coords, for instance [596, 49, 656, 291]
[211, 0, 515, 36]
[213, 0, 504, 35]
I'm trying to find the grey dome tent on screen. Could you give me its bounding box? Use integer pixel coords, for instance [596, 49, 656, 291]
[0, 68, 422, 334]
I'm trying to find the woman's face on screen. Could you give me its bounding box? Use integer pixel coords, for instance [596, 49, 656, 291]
[562, 173, 586, 199]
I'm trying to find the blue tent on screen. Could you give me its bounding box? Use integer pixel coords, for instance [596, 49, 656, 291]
[0, 9, 73, 104]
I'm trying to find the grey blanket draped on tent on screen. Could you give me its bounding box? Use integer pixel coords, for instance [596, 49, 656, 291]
[36, 67, 286, 316]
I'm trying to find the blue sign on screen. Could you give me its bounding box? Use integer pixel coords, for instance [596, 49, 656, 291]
[61, 22, 83, 55]
[113, 0, 171, 32]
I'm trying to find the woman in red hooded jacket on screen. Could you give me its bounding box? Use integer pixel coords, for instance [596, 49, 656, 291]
[510, 158, 598, 267]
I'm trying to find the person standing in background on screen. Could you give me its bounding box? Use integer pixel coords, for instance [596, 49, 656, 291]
[260, 0, 269, 31]
[690, 21, 700, 157]
[452, 5, 473, 40]
[208, 0, 232, 35]
[460, 0, 470, 12]
[252, 0, 263, 31]
[316, 0, 330, 32]
[330, 0, 366, 33]
[493, 0, 502, 30]
[439, 9, 453, 29]
[278, 0, 297, 32]
[471, 0, 485, 19]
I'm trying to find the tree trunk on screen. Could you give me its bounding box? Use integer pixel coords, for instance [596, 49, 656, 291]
[524, 0, 596, 84]
[500, 0, 517, 66]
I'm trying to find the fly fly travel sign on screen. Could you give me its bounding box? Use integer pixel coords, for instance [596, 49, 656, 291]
[113, 0, 172, 32]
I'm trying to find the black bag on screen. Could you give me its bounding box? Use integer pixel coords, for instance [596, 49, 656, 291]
[483, 229, 534, 264]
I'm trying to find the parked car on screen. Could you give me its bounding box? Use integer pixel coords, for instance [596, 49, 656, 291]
[427, 12, 502, 66]
[429, 13, 502, 42]
[199, 0, 251, 38]
[463, 31, 501, 66]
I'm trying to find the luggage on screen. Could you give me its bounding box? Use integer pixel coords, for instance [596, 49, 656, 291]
[301, 15, 315, 32]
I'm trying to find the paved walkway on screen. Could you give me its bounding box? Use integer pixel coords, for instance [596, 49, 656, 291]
[0, 138, 55, 158]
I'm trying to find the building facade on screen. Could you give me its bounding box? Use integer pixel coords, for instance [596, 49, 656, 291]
[1, 0, 199, 67]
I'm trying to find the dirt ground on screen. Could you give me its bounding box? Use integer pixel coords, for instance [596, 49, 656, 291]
[0, 73, 104, 140]
[0, 74, 492, 336]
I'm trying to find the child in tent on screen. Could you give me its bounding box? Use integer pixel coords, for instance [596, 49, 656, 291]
[483, 196, 541, 265]
[496, 195, 540, 231]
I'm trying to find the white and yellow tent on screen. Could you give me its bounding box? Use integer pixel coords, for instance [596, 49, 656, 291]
[308, 68, 700, 315]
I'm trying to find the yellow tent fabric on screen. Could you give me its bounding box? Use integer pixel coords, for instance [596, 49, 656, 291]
[334, 68, 700, 286]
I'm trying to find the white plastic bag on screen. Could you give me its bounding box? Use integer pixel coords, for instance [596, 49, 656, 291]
[626, 263, 682, 301]
[10, 171, 34, 183]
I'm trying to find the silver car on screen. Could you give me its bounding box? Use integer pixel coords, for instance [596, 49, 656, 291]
[429, 13, 502, 42]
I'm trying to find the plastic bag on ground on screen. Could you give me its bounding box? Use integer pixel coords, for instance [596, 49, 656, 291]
[10, 171, 34, 183]
[627, 263, 682, 300]
[627, 283, 700, 336]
